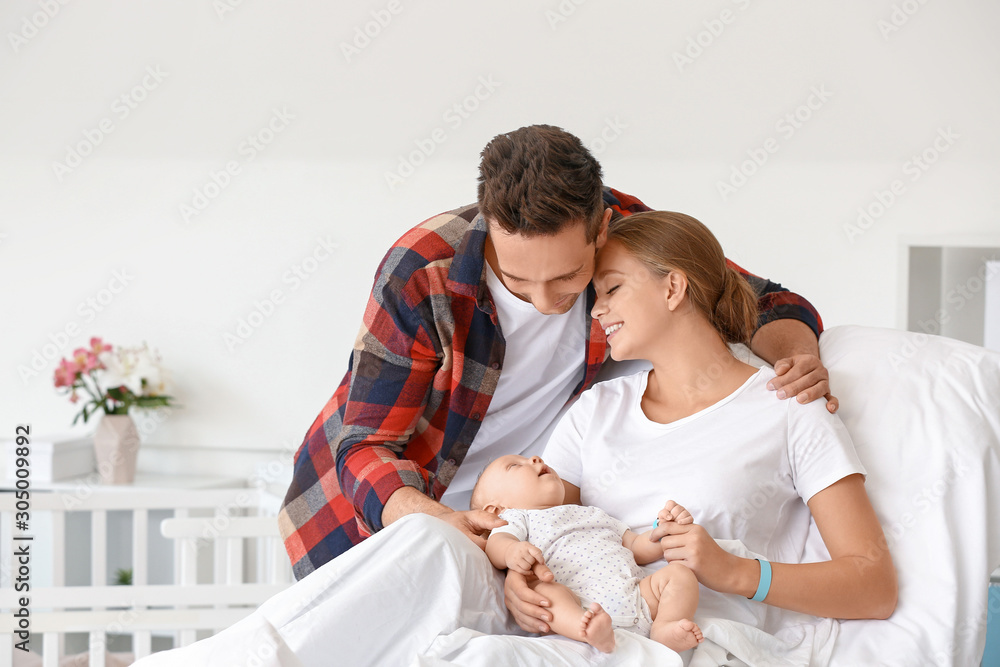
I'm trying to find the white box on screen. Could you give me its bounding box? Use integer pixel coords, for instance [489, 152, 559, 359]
[3, 432, 96, 482]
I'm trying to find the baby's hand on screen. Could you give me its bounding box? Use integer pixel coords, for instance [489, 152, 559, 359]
[506, 541, 546, 576]
[658, 500, 693, 526]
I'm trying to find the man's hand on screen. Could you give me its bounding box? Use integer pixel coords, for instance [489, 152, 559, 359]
[767, 354, 839, 413]
[749, 319, 837, 414]
[384, 487, 506, 550]
[504, 568, 555, 634]
[437, 510, 508, 551]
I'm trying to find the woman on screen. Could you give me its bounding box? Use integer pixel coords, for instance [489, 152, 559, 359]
[505, 210, 897, 635]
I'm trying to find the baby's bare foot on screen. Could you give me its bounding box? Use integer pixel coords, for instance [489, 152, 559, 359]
[650, 618, 703, 652]
[579, 602, 615, 653]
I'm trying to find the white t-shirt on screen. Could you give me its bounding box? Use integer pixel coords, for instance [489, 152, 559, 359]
[542, 368, 865, 566]
[439, 262, 587, 510]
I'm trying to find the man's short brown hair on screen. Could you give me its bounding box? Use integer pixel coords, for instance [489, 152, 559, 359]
[477, 125, 605, 243]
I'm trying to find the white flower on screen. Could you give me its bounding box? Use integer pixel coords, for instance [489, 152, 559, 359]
[100, 343, 170, 397]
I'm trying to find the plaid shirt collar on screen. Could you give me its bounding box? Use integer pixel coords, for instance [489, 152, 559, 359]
[446, 213, 495, 315]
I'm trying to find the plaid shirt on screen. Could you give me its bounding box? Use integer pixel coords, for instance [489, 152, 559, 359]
[279, 187, 823, 579]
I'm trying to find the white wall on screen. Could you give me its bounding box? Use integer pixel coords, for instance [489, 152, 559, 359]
[2, 0, 999, 478]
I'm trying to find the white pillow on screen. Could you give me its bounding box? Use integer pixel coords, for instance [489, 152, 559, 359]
[809, 325, 1000, 666]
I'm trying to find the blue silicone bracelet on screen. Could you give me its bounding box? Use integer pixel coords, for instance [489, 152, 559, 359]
[750, 558, 772, 602]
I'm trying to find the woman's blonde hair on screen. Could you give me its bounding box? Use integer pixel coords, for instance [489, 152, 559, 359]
[607, 211, 759, 345]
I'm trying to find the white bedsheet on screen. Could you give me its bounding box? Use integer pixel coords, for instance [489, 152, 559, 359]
[134, 325, 1000, 666]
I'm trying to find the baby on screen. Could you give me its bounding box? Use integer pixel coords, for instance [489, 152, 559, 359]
[471, 454, 704, 653]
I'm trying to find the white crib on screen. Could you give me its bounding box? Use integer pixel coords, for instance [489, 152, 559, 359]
[0, 487, 293, 666]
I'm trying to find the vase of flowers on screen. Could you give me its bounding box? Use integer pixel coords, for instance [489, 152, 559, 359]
[54, 337, 176, 484]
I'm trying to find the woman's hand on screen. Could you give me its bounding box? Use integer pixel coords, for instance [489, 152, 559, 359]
[504, 568, 555, 633]
[650, 521, 741, 593]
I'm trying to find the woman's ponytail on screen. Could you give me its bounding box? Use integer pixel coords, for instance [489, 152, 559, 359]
[711, 267, 759, 346]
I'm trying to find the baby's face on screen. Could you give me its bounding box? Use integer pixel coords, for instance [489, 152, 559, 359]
[478, 455, 566, 512]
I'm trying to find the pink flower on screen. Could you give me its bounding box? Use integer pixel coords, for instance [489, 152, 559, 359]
[53, 359, 79, 388]
[90, 337, 112, 355]
[69, 391, 79, 403]
[72, 348, 98, 373]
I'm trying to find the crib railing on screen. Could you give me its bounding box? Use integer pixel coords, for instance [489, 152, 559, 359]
[0, 487, 292, 667]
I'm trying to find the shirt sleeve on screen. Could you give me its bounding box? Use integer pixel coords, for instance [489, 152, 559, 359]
[335, 244, 444, 533]
[726, 258, 824, 339]
[494, 509, 529, 541]
[786, 398, 867, 503]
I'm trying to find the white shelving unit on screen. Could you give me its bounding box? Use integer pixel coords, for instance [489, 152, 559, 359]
[900, 236, 1000, 348]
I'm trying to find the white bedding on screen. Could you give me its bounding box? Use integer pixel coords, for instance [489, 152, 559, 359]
[135, 326, 1000, 666]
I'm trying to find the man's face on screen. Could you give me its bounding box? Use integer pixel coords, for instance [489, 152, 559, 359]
[485, 209, 611, 315]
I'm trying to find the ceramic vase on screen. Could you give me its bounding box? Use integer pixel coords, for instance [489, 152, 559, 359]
[93, 414, 139, 484]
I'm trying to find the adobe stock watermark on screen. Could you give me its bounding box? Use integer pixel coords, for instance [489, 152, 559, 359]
[544, 0, 589, 31]
[733, 470, 786, 522]
[581, 449, 639, 500]
[132, 405, 176, 440]
[7, 0, 72, 54]
[716, 85, 833, 202]
[932, 596, 999, 665]
[243, 633, 281, 667]
[213, 0, 250, 21]
[223, 235, 338, 352]
[178, 439, 296, 557]
[91, 606, 144, 654]
[246, 438, 297, 493]
[890, 255, 997, 369]
[383, 75, 502, 191]
[178, 107, 295, 224]
[673, 0, 754, 73]
[340, 0, 403, 63]
[842, 126, 958, 243]
[180, 490, 256, 554]
[877, 0, 932, 40]
[854, 453, 969, 576]
[586, 117, 628, 157]
[17, 268, 135, 385]
[51, 66, 168, 182]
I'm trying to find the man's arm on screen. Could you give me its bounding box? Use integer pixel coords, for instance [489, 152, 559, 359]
[334, 241, 503, 541]
[729, 261, 837, 413]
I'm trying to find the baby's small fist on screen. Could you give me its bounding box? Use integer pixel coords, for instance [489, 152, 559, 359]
[660, 500, 694, 525]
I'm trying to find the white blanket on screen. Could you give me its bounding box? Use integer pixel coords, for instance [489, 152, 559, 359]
[137, 516, 834, 666]
[134, 325, 1000, 666]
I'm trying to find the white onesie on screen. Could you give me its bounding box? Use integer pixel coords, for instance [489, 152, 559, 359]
[493, 504, 652, 634]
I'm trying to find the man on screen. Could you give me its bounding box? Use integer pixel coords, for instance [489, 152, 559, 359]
[279, 125, 835, 582]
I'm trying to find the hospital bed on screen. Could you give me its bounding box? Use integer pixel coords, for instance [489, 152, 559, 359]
[4, 325, 999, 665]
